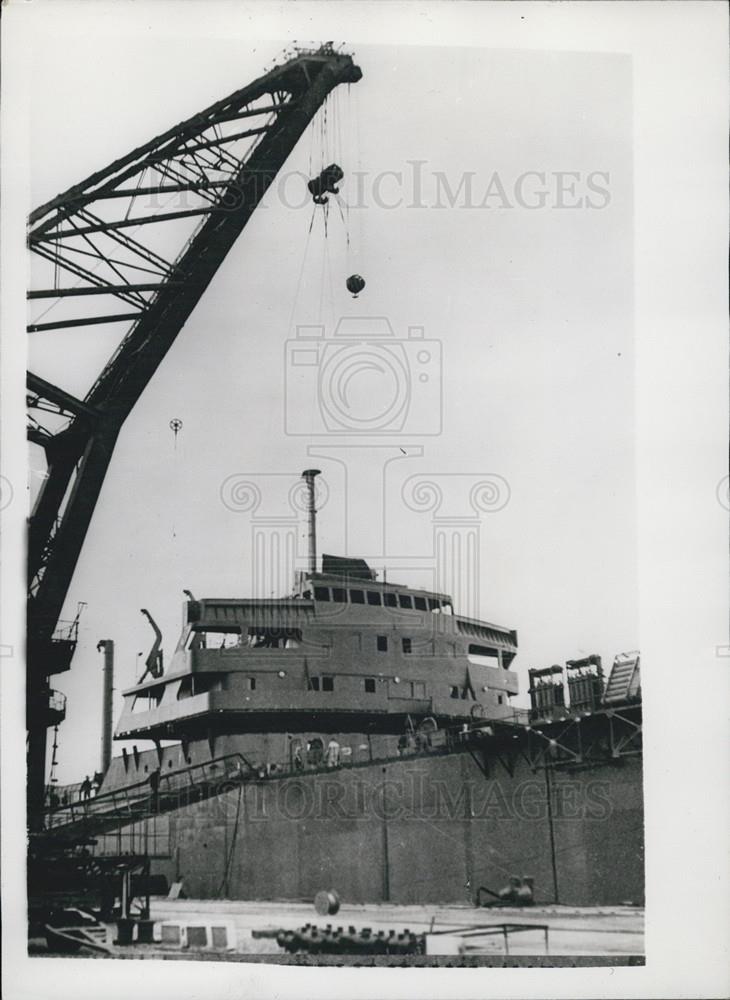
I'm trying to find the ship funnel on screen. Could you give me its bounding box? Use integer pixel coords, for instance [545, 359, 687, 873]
[302, 469, 321, 575]
[96, 639, 114, 775]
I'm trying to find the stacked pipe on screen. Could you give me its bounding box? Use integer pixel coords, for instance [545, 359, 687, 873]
[276, 924, 425, 956]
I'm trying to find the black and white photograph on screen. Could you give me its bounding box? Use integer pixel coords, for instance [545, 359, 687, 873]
[1, 2, 727, 998]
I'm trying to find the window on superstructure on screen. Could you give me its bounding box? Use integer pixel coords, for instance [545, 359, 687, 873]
[414, 596, 427, 611]
[247, 627, 302, 649]
[203, 630, 241, 650]
[402, 638, 412, 654]
[176, 676, 224, 699]
[367, 591, 382, 606]
[377, 635, 388, 652]
[314, 586, 330, 601]
[310, 676, 320, 691]
[192, 675, 222, 695]
[151, 685, 164, 706]
[350, 589, 365, 604]
[428, 598, 440, 611]
[398, 594, 413, 609]
[247, 677, 256, 691]
[332, 588, 346, 602]
[322, 676, 334, 692]
[497, 694, 504, 705]
[364, 678, 376, 693]
[468, 644, 500, 668]
[449, 685, 459, 699]
[384, 592, 397, 608]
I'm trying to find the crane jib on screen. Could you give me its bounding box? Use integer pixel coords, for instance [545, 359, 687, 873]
[26, 47, 362, 831]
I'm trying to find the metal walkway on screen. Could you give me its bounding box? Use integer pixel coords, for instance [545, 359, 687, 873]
[43, 700, 642, 843]
[44, 753, 254, 842]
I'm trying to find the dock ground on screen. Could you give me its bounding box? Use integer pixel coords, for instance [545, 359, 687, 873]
[29, 899, 644, 962]
[157, 899, 643, 956]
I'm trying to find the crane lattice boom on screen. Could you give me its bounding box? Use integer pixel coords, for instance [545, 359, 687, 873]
[26, 45, 361, 828]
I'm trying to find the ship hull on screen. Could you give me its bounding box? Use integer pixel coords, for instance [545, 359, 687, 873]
[94, 736, 644, 907]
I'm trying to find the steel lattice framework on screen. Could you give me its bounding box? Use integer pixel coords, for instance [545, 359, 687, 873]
[26, 45, 361, 828]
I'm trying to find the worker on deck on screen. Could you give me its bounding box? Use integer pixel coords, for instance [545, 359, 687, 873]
[80, 775, 92, 803]
[326, 737, 341, 768]
[149, 766, 160, 812]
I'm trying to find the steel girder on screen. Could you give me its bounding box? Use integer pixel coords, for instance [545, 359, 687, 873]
[465, 705, 643, 778]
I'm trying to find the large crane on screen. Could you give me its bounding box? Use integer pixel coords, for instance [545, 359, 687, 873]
[26, 45, 362, 828]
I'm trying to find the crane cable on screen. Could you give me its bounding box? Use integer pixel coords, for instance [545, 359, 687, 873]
[286, 201, 317, 335]
[285, 87, 355, 335]
[169, 418, 183, 542]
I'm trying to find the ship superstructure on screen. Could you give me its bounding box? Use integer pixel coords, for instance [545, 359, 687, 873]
[111, 469, 518, 778]
[115, 557, 519, 748]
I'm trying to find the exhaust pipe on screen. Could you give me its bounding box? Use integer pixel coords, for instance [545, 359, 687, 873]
[302, 469, 321, 575]
[96, 639, 114, 775]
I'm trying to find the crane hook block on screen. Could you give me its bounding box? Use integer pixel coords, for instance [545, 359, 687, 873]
[346, 274, 366, 298]
[308, 163, 344, 205]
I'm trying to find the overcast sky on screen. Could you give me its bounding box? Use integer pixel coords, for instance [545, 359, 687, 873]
[26, 25, 634, 784]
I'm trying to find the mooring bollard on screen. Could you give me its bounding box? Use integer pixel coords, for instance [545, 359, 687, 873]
[136, 919, 155, 944]
[114, 918, 135, 946]
[314, 889, 340, 916]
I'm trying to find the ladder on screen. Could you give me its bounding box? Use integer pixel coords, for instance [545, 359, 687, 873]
[603, 652, 641, 704]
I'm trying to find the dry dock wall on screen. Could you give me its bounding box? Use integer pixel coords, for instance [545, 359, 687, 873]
[96, 750, 643, 906]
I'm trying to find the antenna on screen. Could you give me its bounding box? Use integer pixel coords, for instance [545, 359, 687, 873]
[302, 469, 321, 575]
